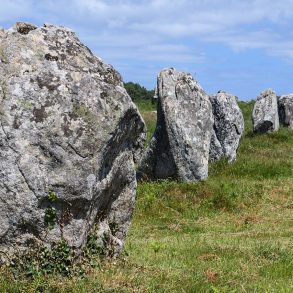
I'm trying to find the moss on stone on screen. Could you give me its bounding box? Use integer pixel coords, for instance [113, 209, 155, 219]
[72, 103, 96, 127]
[16, 99, 34, 110]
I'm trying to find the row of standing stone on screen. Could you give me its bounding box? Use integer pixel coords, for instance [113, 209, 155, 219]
[0, 22, 291, 261]
[138, 68, 244, 182]
[138, 68, 292, 183]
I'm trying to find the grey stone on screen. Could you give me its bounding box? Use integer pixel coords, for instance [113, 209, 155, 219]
[278, 94, 293, 128]
[139, 68, 213, 182]
[209, 91, 244, 162]
[0, 22, 146, 262]
[252, 89, 279, 133]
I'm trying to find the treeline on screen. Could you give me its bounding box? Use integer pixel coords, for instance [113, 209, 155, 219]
[124, 82, 155, 102]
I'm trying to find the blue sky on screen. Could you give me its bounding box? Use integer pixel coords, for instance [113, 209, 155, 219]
[1, 0, 293, 100]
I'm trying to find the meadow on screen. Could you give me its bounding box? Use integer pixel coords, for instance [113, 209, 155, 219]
[0, 100, 292, 292]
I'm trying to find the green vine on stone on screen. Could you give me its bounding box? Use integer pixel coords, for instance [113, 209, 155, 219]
[48, 190, 57, 203]
[44, 191, 58, 230]
[44, 206, 57, 230]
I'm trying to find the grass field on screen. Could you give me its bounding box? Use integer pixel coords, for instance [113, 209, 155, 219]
[1, 100, 292, 292]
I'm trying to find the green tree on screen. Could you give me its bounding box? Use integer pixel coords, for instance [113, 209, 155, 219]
[124, 82, 155, 102]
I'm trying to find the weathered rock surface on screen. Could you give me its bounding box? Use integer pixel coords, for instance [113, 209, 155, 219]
[278, 94, 293, 128]
[139, 68, 214, 182]
[252, 89, 279, 133]
[0, 22, 146, 261]
[209, 91, 244, 162]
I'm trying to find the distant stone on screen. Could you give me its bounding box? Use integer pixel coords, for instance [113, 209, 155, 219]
[278, 94, 293, 128]
[139, 68, 214, 182]
[252, 89, 279, 133]
[0, 23, 146, 262]
[209, 91, 244, 162]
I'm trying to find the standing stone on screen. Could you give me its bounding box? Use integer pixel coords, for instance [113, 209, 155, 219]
[252, 89, 279, 133]
[139, 68, 214, 182]
[0, 22, 146, 262]
[278, 94, 293, 128]
[209, 91, 244, 162]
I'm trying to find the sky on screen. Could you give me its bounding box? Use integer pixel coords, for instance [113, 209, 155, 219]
[1, 0, 293, 100]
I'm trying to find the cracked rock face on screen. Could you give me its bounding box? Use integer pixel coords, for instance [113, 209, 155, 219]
[278, 94, 293, 129]
[209, 91, 244, 162]
[252, 89, 279, 133]
[0, 22, 146, 261]
[139, 68, 213, 182]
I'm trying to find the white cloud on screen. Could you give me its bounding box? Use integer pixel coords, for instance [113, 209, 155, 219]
[2, 0, 293, 56]
[63, 0, 293, 62]
[1, 0, 293, 92]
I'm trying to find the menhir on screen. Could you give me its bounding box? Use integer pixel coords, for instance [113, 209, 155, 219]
[252, 89, 279, 133]
[278, 94, 293, 129]
[209, 91, 244, 162]
[0, 22, 146, 262]
[139, 68, 213, 182]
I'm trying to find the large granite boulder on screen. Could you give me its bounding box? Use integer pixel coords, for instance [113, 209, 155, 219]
[209, 91, 244, 162]
[139, 68, 214, 182]
[0, 22, 146, 261]
[278, 94, 293, 128]
[252, 89, 279, 133]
